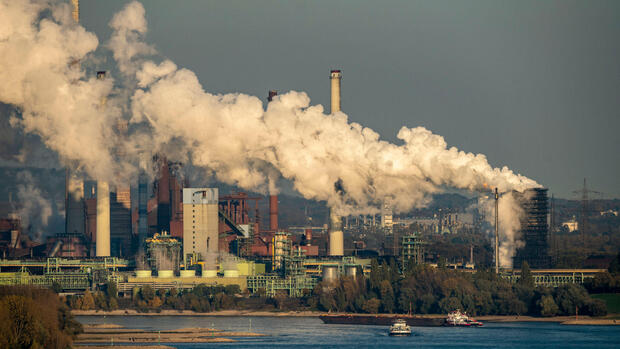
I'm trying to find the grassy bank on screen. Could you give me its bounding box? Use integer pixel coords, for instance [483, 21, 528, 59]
[590, 293, 620, 314]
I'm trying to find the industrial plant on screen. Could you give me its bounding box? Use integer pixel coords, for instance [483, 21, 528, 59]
[0, 67, 604, 297]
[0, 1, 610, 300]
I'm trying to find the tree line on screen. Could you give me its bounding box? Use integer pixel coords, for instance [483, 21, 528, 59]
[0, 286, 82, 349]
[63, 256, 616, 317]
[310, 259, 607, 317]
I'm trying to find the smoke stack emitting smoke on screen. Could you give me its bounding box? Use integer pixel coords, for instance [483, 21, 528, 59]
[0, 0, 541, 264]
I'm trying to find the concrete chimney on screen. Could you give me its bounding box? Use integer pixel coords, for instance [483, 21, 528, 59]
[330, 70, 342, 114]
[96, 180, 110, 256]
[269, 195, 278, 231]
[71, 0, 79, 23]
[305, 228, 312, 245]
[329, 69, 344, 256]
[268, 90, 278, 102]
[95, 70, 110, 257]
[328, 209, 344, 256]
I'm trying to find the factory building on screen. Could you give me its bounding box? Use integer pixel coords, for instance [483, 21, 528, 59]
[514, 188, 551, 269]
[182, 188, 219, 275]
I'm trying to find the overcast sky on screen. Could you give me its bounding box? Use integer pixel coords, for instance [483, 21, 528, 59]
[79, 0, 620, 199]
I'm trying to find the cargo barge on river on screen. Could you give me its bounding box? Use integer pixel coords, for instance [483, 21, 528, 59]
[319, 314, 445, 327]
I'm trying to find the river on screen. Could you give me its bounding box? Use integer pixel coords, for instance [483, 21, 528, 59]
[77, 315, 620, 348]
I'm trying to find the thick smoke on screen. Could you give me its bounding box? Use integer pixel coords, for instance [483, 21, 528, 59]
[1, 1, 541, 260]
[478, 192, 524, 268]
[14, 171, 53, 240]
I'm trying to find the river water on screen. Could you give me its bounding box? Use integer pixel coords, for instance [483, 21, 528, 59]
[77, 315, 620, 348]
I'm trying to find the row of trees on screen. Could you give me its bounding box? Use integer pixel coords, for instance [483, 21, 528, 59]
[0, 286, 82, 349]
[309, 260, 607, 317]
[65, 283, 250, 313]
[64, 257, 614, 317]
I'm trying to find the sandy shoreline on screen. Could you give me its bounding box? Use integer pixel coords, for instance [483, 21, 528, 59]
[72, 309, 324, 317]
[72, 309, 619, 325]
[75, 324, 265, 345]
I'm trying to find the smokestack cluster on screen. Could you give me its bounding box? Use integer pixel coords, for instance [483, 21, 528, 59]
[1, 1, 542, 264]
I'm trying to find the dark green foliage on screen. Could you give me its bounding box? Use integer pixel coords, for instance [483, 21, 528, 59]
[518, 262, 535, 289]
[537, 295, 559, 316]
[608, 252, 620, 274]
[307, 260, 607, 317]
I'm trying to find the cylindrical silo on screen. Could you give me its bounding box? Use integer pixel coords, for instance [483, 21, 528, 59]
[322, 264, 339, 283]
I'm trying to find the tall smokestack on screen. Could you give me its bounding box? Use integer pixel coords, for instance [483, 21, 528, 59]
[268, 90, 278, 102]
[268, 90, 279, 233]
[494, 188, 499, 273]
[329, 209, 343, 256]
[96, 71, 110, 257]
[71, 0, 79, 23]
[137, 172, 148, 250]
[96, 180, 110, 256]
[328, 70, 344, 256]
[269, 195, 278, 231]
[330, 70, 341, 114]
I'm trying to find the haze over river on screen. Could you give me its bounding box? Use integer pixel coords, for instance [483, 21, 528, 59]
[77, 315, 619, 348]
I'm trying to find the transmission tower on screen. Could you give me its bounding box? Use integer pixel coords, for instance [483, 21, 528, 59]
[572, 178, 602, 246]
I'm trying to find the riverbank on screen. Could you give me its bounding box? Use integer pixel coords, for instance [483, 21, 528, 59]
[73, 310, 619, 325]
[74, 324, 265, 345]
[72, 309, 324, 317]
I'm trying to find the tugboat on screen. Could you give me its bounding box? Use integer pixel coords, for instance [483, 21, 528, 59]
[389, 319, 412, 336]
[445, 310, 483, 327]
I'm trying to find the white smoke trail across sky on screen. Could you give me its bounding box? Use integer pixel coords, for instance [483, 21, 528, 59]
[0, 1, 541, 259]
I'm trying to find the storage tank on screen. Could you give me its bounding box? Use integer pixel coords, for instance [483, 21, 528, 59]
[203, 269, 217, 278]
[135, 270, 152, 278]
[345, 265, 358, 279]
[179, 269, 196, 278]
[224, 269, 239, 278]
[158, 270, 173, 278]
[322, 264, 339, 282]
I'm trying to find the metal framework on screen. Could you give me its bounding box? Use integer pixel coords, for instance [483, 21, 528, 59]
[400, 233, 425, 267]
[246, 274, 319, 297]
[0, 257, 128, 291]
[503, 269, 605, 287]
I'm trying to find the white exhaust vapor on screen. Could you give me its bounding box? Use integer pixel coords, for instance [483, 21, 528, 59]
[0, 0, 541, 263]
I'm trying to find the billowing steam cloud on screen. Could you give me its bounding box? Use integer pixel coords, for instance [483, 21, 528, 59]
[478, 192, 524, 268]
[1, 1, 541, 261]
[14, 171, 53, 240]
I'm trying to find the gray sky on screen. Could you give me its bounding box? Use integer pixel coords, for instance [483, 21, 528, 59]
[81, 0, 620, 199]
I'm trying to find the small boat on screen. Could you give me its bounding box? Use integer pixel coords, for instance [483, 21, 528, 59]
[389, 319, 412, 336]
[445, 310, 483, 327]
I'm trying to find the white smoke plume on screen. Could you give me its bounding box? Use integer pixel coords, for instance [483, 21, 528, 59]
[14, 171, 53, 240]
[1, 1, 542, 260]
[478, 192, 525, 268]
